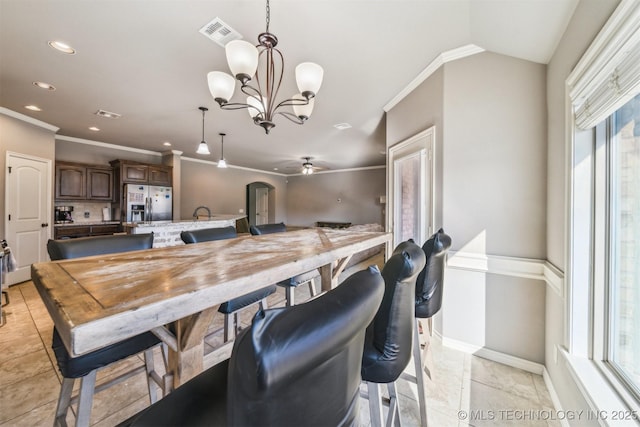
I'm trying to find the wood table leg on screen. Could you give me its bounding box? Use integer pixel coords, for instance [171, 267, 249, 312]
[167, 307, 217, 388]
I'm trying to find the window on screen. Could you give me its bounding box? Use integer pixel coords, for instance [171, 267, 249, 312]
[608, 94, 640, 397]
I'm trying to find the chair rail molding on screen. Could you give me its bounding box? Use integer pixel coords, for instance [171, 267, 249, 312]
[447, 251, 565, 298]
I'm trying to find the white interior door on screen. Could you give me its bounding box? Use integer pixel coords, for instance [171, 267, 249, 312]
[5, 152, 51, 285]
[388, 127, 435, 250]
[255, 187, 269, 225]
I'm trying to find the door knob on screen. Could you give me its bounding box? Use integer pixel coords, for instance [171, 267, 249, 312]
[41, 223, 49, 227]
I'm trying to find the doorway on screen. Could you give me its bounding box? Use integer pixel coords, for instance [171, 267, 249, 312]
[5, 152, 52, 285]
[387, 127, 435, 249]
[246, 182, 275, 227]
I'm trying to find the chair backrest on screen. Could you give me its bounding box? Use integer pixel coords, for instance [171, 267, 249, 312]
[361, 240, 426, 384]
[227, 266, 385, 426]
[249, 222, 286, 235]
[47, 233, 154, 260]
[180, 226, 237, 244]
[415, 228, 452, 318]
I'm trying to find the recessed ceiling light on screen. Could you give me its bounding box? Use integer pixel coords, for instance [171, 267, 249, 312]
[273, 167, 279, 171]
[33, 81, 56, 90]
[89, 126, 100, 131]
[163, 142, 172, 146]
[48, 40, 76, 54]
[25, 105, 42, 111]
[334, 123, 352, 130]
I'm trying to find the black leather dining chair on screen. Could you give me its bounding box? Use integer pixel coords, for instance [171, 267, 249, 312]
[361, 239, 426, 427]
[119, 265, 385, 427]
[249, 222, 319, 306]
[46, 233, 166, 427]
[411, 228, 452, 426]
[180, 226, 277, 342]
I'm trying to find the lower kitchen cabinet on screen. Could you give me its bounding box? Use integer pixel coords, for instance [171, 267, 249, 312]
[54, 224, 121, 239]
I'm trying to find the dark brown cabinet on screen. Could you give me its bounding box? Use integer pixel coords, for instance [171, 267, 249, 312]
[111, 160, 172, 186]
[54, 223, 121, 239]
[55, 162, 113, 201]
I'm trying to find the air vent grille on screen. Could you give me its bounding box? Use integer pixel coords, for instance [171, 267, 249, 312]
[199, 17, 242, 47]
[95, 109, 121, 119]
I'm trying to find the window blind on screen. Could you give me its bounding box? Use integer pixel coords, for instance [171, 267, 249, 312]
[569, 0, 640, 130]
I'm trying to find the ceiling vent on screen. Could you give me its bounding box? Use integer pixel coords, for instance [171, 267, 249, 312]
[199, 17, 242, 47]
[95, 109, 121, 119]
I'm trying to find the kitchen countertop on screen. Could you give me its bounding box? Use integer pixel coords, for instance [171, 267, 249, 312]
[122, 215, 244, 228]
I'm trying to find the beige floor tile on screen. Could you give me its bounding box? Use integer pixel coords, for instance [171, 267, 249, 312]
[470, 355, 539, 403]
[0, 348, 55, 386]
[0, 370, 60, 424]
[0, 399, 74, 427]
[467, 380, 546, 427]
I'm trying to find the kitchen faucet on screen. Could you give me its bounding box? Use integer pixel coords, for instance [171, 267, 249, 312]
[193, 206, 211, 219]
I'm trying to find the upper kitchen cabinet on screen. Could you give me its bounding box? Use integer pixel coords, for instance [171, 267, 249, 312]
[55, 162, 114, 201]
[111, 160, 172, 186]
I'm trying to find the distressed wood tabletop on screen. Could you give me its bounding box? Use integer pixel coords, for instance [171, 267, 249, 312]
[32, 228, 390, 386]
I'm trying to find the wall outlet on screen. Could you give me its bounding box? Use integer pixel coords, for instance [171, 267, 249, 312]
[84, 211, 90, 218]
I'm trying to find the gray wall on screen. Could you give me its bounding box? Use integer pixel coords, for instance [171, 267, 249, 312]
[285, 168, 386, 227]
[0, 112, 57, 240]
[386, 52, 547, 364]
[544, 0, 620, 422]
[180, 159, 288, 223]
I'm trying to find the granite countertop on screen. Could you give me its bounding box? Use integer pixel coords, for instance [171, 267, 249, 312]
[123, 214, 245, 228]
[53, 221, 121, 227]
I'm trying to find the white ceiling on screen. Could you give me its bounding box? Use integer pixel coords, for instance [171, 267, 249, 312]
[0, 0, 578, 174]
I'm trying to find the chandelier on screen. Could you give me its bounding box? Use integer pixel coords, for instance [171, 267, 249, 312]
[207, 0, 323, 134]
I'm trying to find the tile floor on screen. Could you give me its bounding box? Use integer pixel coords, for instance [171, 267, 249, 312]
[0, 272, 559, 427]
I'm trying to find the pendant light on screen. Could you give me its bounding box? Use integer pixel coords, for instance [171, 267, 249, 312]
[196, 107, 211, 155]
[218, 133, 228, 168]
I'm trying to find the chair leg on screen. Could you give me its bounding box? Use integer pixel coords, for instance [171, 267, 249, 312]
[260, 297, 269, 310]
[285, 286, 295, 307]
[55, 377, 75, 427]
[223, 313, 233, 342]
[413, 319, 428, 426]
[367, 382, 384, 427]
[143, 348, 158, 404]
[386, 382, 402, 427]
[307, 279, 318, 298]
[75, 369, 97, 427]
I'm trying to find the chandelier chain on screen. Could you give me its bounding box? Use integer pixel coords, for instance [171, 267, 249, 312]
[266, 0, 270, 33]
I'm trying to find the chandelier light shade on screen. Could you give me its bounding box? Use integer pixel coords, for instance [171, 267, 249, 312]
[302, 157, 314, 175]
[207, 0, 323, 134]
[218, 133, 228, 168]
[196, 107, 211, 155]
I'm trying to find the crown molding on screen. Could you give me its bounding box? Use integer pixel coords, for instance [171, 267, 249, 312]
[181, 156, 287, 176]
[0, 107, 59, 132]
[56, 135, 162, 156]
[384, 44, 485, 112]
[287, 164, 386, 177]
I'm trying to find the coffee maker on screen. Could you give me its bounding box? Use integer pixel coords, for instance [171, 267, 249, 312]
[54, 206, 74, 223]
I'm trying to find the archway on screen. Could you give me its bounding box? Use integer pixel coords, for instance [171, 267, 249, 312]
[246, 182, 275, 226]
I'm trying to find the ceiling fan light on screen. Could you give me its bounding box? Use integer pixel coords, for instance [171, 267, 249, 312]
[197, 141, 211, 155]
[226, 40, 259, 82]
[293, 95, 315, 120]
[208, 71, 236, 104]
[295, 62, 324, 97]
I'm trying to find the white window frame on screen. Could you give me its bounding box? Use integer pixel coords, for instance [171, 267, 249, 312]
[565, 0, 640, 419]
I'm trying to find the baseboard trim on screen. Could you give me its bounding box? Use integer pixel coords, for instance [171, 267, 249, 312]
[543, 368, 571, 427]
[439, 333, 545, 375]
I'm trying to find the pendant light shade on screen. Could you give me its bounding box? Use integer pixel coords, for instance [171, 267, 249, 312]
[225, 40, 259, 82]
[293, 94, 314, 121]
[196, 107, 211, 155]
[295, 62, 324, 97]
[207, 71, 236, 104]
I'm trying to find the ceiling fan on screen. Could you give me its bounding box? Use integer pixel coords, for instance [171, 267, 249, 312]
[280, 156, 328, 175]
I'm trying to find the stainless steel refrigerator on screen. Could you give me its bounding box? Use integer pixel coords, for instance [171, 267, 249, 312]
[124, 184, 172, 222]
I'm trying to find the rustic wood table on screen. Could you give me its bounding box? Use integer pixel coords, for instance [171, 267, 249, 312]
[31, 228, 390, 388]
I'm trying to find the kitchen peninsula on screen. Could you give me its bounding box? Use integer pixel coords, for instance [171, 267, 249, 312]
[123, 215, 246, 248]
